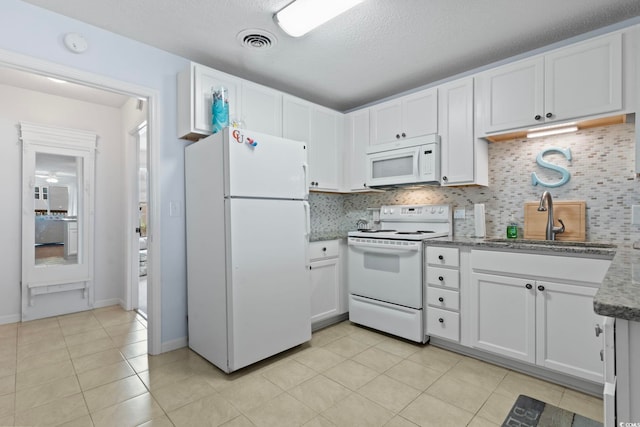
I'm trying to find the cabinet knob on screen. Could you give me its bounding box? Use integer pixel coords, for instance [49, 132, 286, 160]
[438, 255, 444, 260]
[595, 324, 603, 337]
[438, 276, 444, 281]
[322, 247, 327, 252]
[537, 285, 545, 291]
[442, 176, 448, 182]
[396, 134, 400, 139]
[546, 112, 553, 118]
[525, 283, 533, 290]
[438, 318, 444, 323]
[438, 297, 444, 302]
[401, 132, 406, 138]
[534, 115, 542, 121]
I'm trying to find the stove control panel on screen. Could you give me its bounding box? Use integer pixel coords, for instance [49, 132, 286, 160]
[380, 204, 450, 221]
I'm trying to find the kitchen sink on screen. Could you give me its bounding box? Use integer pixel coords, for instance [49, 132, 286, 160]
[483, 238, 616, 249]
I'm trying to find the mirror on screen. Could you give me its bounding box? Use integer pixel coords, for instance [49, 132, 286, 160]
[34, 153, 82, 266]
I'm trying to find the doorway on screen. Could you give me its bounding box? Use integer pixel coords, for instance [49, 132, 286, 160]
[0, 48, 162, 354]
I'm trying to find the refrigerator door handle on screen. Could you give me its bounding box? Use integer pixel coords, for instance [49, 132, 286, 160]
[302, 162, 309, 196]
[303, 201, 310, 267]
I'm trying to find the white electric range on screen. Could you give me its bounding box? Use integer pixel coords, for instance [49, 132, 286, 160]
[347, 204, 452, 343]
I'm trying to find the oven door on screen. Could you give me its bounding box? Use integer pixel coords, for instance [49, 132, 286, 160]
[365, 146, 420, 187]
[347, 237, 423, 308]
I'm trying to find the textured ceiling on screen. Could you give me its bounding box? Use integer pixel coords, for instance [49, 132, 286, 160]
[19, 0, 640, 111]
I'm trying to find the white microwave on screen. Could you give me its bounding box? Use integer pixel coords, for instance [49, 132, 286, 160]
[365, 134, 440, 188]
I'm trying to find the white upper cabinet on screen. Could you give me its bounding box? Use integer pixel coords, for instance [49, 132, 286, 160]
[544, 33, 622, 123]
[177, 63, 241, 140]
[344, 109, 370, 192]
[438, 77, 487, 186]
[479, 57, 543, 134]
[283, 95, 311, 142]
[241, 81, 283, 136]
[283, 96, 343, 192]
[309, 107, 343, 191]
[479, 32, 622, 134]
[370, 88, 437, 145]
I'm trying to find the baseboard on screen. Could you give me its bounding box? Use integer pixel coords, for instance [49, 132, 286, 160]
[429, 337, 603, 397]
[0, 313, 20, 325]
[161, 336, 188, 353]
[94, 298, 123, 309]
[312, 312, 349, 332]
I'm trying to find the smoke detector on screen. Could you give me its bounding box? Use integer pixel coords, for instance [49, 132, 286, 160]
[237, 29, 277, 50]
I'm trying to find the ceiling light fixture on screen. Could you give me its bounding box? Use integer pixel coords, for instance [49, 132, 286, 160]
[274, 0, 366, 37]
[526, 125, 579, 139]
[46, 176, 59, 183]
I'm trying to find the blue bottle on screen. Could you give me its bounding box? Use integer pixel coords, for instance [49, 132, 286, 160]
[211, 86, 229, 133]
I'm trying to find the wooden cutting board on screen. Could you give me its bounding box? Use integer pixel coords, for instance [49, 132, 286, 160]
[524, 201, 586, 241]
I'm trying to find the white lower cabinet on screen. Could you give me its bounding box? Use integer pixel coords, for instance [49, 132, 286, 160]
[309, 240, 346, 325]
[470, 273, 536, 363]
[469, 250, 608, 384]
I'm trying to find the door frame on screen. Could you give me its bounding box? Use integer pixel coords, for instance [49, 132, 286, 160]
[126, 121, 147, 315]
[0, 48, 163, 355]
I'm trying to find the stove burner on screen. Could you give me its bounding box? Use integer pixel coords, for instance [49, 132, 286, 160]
[359, 229, 396, 233]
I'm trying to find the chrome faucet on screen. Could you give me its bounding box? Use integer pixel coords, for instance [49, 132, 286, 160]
[537, 191, 565, 240]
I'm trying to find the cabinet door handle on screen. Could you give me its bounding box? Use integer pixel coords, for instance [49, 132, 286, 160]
[401, 132, 406, 138]
[600, 349, 604, 362]
[595, 324, 603, 337]
[525, 283, 533, 290]
[438, 255, 444, 260]
[438, 297, 444, 302]
[546, 112, 553, 118]
[396, 134, 401, 139]
[534, 114, 542, 121]
[438, 276, 444, 281]
[438, 318, 444, 323]
[537, 285, 545, 291]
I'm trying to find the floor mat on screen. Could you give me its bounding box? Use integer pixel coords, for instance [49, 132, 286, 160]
[502, 394, 602, 427]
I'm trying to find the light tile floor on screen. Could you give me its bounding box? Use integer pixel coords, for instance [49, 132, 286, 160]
[0, 306, 604, 426]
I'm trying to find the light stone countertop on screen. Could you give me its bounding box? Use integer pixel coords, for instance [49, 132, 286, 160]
[309, 231, 347, 242]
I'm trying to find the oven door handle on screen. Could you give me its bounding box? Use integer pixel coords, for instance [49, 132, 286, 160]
[348, 241, 420, 253]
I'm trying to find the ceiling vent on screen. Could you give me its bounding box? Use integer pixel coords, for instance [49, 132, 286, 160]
[237, 29, 277, 50]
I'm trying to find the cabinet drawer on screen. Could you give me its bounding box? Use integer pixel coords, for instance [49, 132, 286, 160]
[309, 240, 339, 260]
[427, 287, 459, 311]
[426, 267, 459, 289]
[426, 246, 459, 267]
[427, 308, 460, 342]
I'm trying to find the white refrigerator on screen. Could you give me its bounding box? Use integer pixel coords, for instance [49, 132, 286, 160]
[185, 128, 311, 373]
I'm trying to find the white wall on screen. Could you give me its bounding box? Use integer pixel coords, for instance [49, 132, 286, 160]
[0, 0, 190, 346]
[0, 84, 126, 317]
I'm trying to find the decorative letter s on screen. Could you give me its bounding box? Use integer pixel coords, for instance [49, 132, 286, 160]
[531, 147, 572, 188]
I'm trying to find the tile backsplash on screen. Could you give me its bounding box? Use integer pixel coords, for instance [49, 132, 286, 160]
[310, 122, 640, 248]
